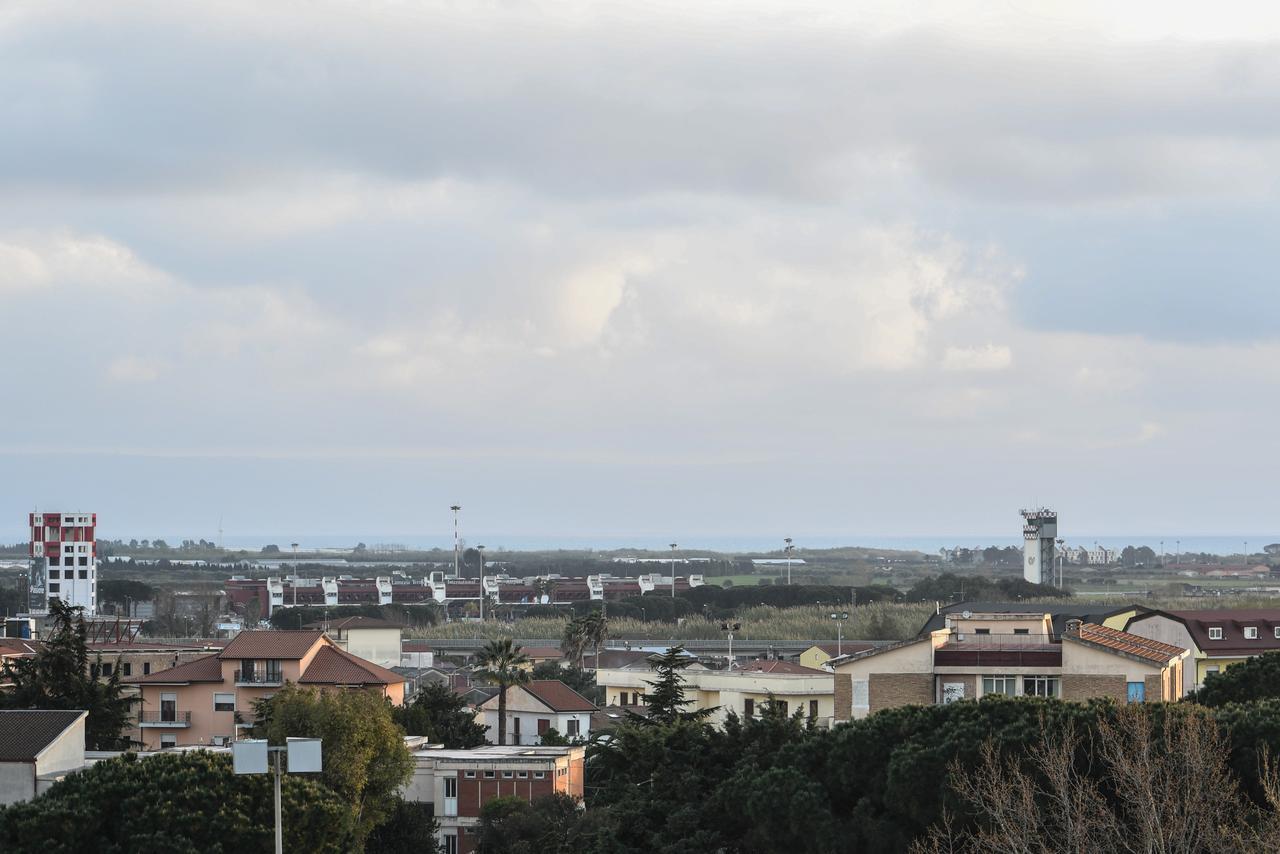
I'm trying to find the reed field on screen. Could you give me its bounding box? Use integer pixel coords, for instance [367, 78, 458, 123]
[403, 591, 1280, 644]
[406, 600, 938, 642]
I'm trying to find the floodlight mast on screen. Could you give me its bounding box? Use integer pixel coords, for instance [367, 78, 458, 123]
[233, 739, 322, 854]
[669, 544, 678, 598]
[451, 505, 461, 579]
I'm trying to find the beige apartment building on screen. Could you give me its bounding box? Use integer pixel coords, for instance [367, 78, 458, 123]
[126, 630, 407, 749]
[305, 615, 404, 669]
[830, 612, 1188, 720]
[596, 657, 836, 727]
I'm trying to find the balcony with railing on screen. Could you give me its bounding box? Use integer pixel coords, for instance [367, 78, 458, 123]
[139, 710, 192, 727]
[235, 669, 284, 687]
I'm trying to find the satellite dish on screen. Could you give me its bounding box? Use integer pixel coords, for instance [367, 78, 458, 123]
[962, 610, 972, 619]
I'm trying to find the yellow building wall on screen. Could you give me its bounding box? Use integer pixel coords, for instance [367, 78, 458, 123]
[1101, 609, 1142, 631]
[1198, 657, 1248, 684]
[799, 647, 832, 670]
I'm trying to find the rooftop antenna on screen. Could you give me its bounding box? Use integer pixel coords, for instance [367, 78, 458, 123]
[218, 516, 224, 551]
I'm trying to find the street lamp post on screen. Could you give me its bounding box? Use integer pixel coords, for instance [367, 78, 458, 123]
[1055, 539, 1065, 589]
[830, 611, 850, 657]
[451, 505, 461, 579]
[669, 543, 678, 599]
[477, 545, 486, 622]
[720, 621, 741, 665]
[290, 543, 299, 608]
[784, 538, 794, 586]
[233, 738, 322, 854]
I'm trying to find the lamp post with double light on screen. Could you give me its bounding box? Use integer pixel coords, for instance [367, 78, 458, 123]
[830, 611, 850, 657]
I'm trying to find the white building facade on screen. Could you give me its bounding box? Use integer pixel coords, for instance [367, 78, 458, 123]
[29, 512, 98, 616]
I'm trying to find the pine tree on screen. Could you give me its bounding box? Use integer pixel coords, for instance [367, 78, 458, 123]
[0, 599, 136, 749]
[634, 646, 716, 725]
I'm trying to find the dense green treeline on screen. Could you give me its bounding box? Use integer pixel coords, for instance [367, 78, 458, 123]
[477, 694, 1280, 853]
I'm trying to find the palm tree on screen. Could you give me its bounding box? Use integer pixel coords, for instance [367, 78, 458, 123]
[476, 638, 530, 746]
[580, 610, 609, 670]
[561, 617, 588, 668]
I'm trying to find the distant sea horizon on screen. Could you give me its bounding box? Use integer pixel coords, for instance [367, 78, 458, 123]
[80, 533, 1280, 557]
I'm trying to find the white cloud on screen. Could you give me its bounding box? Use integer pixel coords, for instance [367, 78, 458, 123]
[942, 344, 1013, 372]
[106, 355, 161, 383]
[0, 232, 169, 296]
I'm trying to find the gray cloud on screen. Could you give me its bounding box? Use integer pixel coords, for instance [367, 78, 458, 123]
[1, 2, 1279, 540]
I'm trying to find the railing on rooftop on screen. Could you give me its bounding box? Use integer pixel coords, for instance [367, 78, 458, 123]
[946, 632, 1061, 647]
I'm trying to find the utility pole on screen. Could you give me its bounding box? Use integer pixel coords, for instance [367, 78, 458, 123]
[451, 505, 461, 579]
[784, 537, 794, 586]
[669, 543, 678, 598]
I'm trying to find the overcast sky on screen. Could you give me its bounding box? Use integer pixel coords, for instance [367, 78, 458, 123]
[2, 1, 1279, 546]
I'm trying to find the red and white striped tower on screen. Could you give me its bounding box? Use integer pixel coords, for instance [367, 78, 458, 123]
[29, 511, 98, 615]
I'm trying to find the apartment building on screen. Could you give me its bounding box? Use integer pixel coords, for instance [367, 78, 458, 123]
[87, 639, 226, 682]
[126, 630, 407, 749]
[918, 602, 1143, 635]
[403, 745, 585, 854]
[596, 658, 837, 727]
[1124, 609, 1280, 693]
[28, 511, 98, 615]
[305, 615, 403, 668]
[830, 611, 1188, 720]
[476, 681, 597, 744]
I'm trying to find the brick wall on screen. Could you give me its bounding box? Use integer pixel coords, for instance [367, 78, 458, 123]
[834, 673, 852, 720]
[1145, 674, 1163, 703]
[1061, 674, 1125, 702]
[868, 673, 933, 713]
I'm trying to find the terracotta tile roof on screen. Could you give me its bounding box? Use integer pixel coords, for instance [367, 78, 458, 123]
[592, 649, 675, 670]
[88, 641, 221, 652]
[520, 647, 565, 660]
[519, 680, 598, 712]
[0, 710, 86, 762]
[304, 616, 405, 631]
[125, 653, 224, 684]
[1071, 623, 1185, 664]
[0, 638, 43, 657]
[739, 659, 816, 675]
[299, 645, 406, 686]
[218, 630, 326, 660]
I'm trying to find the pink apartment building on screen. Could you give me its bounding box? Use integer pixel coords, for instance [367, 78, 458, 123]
[126, 630, 407, 749]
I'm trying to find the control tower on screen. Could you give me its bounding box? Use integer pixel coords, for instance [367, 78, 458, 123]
[1020, 508, 1057, 586]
